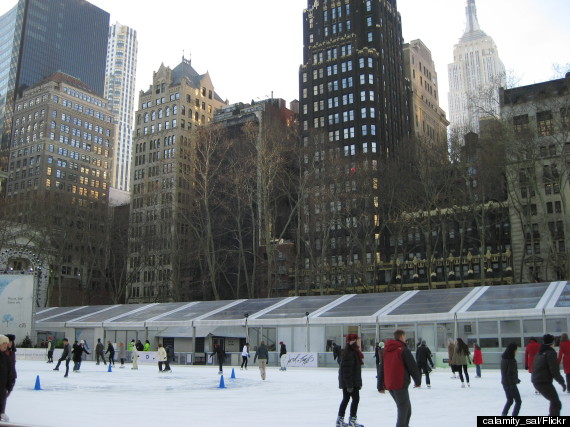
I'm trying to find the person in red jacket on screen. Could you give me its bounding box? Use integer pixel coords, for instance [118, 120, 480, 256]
[473, 343, 483, 378]
[558, 333, 570, 392]
[378, 330, 421, 427]
[526, 337, 541, 394]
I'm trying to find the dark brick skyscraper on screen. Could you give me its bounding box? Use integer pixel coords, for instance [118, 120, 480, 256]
[299, 0, 410, 291]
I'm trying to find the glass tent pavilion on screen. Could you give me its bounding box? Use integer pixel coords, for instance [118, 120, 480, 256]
[34, 281, 570, 368]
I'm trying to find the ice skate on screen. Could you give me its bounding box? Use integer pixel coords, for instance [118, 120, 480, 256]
[218, 370, 222, 375]
[1, 413, 10, 422]
[336, 416, 347, 427]
[348, 416, 363, 427]
[461, 383, 465, 388]
[427, 384, 431, 388]
[467, 383, 470, 387]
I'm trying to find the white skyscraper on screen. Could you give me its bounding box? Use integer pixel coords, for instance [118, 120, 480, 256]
[105, 22, 138, 192]
[448, 0, 505, 139]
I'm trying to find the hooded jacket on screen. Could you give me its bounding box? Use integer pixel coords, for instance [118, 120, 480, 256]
[379, 339, 421, 391]
[531, 344, 565, 386]
[338, 344, 363, 390]
[525, 340, 540, 372]
[415, 344, 433, 368]
[557, 340, 570, 374]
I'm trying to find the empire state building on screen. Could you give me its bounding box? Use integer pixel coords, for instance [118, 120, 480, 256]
[448, 0, 505, 141]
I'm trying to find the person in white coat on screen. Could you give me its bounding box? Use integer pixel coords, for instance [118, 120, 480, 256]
[154, 343, 168, 372]
[131, 343, 139, 370]
[241, 343, 250, 370]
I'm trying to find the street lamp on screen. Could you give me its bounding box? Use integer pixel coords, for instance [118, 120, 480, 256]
[305, 312, 310, 352]
[244, 313, 249, 343]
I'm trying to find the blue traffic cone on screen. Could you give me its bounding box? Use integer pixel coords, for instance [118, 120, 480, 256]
[231, 368, 236, 379]
[218, 375, 226, 388]
[34, 375, 41, 390]
[108, 364, 112, 372]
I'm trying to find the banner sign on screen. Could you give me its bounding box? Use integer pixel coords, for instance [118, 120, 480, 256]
[284, 352, 318, 368]
[0, 275, 34, 342]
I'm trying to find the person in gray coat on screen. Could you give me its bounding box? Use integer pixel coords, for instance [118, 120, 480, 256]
[254, 341, 269, 380]
[500, 343, 521, 416]
[53, 338, 72, 377]
[532, 334, 566, 416]
[117, 342, 127, 368]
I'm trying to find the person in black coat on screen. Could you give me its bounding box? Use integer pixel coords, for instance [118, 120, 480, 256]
[279, 341, 288, 371]
[531, 334, 566, 416]
[336, 334, 364, 427]
[210, 344, 226, 374]
[0, 335, 14, 423]
[415, 340, 434, 388]
[72, 341, 89, 372]
[501, 343, 521, 416]
[106, 341, 115, 366]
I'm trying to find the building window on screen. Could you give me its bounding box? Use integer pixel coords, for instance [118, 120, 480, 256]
[537, 111, 553, 136]
[513, 115, 529, 133]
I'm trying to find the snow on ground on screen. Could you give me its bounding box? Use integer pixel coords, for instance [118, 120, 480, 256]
[6, 360, 569, 426]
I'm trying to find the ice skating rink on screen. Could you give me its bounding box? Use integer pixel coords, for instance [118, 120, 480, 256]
[7, 360, 568, 426]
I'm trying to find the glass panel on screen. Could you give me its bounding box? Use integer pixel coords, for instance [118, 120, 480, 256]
[523, 319, 543, 345]
[262, 328, 277, 351]
[555, 283, 570, 307]
[109, 302, 189, 322]
[458, 321, 477, 346]
[478, 321, 499, 349]
[35, 307, 80, 322]
[40, 305, 113, 322]
[325, 325, 343, 352]
[319, 292, 405, 317]
[71, 305, 143, 323]
[153, 301, 232, 322]
[360, 325, 376, 352]
[259, 295, 339, 319]
[203, 298, 285, 320]
[395, 324, 415, 349]
[467, 283, 549, 311]
[436, 323, 454, 351]
[501, 320, 522, 347]
[546, 318, 567, 335]
[388, 288, 472, 315]
[417, 324, 436, 349]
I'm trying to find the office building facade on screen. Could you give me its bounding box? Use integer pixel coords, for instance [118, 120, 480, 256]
[105, 22, 138, 192]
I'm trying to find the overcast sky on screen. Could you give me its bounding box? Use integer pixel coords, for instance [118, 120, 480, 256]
[2, 0, 569, 114]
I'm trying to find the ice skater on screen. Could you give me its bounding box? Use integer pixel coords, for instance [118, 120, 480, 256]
[500, 343, 521, 416]
[95, 338, 106, 365]
[557, 332, 570, 390]
[241, 343, 250, 370]
[210, 344, 226, 374]
[473, 343, 483, 378]
[378, 329, 421, 427]
[53, 338, 72, 377]
[1, 335, 16, 423]
[447, 338, 457, 378]
[453, 338, 471, 387]
[415, 340, 434, 388]
[144, 340, 151, 351]
[46, 337, 54, 363]
[532, 334, 566, 416]
[131, 341, 139, 370]
[525, 337, 540, 394]
[106, 341, 115, 366]
[118, 342, 126, 368]
[254, 341, 268, 380]
[155, 343, 167, 372]
[72, 340, 89, 372]
[336, 334, 364, 427]
[165, 344, 174, 372]
[0, 335, 14, 423]
[279, 341, 288, 371]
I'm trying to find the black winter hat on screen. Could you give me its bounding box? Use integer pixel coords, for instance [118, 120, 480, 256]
[543, 334, 555, 345]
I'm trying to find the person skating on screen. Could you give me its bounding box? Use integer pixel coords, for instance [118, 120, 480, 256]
[46, 337, 54, 363]
[501, 343, 521, 416]
[135, 340, 144, 351]
[144, 340, 151, 351]
[473, 343, 483, 378]
[378, 329, 421, 427]
[415, 340, 434, 388]
[106, 341, 115, 366]
[154, 343, 167, 372]
[1, 335, 16, 423]
[117, 342, 126, 368]
[95, 338, 106, 365]
[0, 335, 14, 423]
[336, 334, 364, 427]
[333, 342, 342, 366]
[165, 344, 174, 372]
[53, 338, 72, 377]
[447, 338, 457, 378]
[532, 334, 566, 416]
[279, 341, 288, 371]
[127, 340, 134, 352]
[254, 341, 269, 380]
[72, 340, 89, 372]
[525, 337, 541, 394]
[241, 343, 250, 370]
[131, 341, 139, 370]
[375, 342, 384, 384]
[453, 338, 471, 387]
[210, 344, 226, 374]
[557, 332, 570, 391]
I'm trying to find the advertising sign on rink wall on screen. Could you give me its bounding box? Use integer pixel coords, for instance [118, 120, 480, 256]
[137, 351, 159, 364]
[284, 352, 318, 368]
[0, 275, 34, 342]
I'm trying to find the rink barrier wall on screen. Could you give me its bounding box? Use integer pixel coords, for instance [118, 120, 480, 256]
[17, 348, 521, 369]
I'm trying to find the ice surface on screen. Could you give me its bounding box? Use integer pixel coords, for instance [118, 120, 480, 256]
[6, 361, 568, 426]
